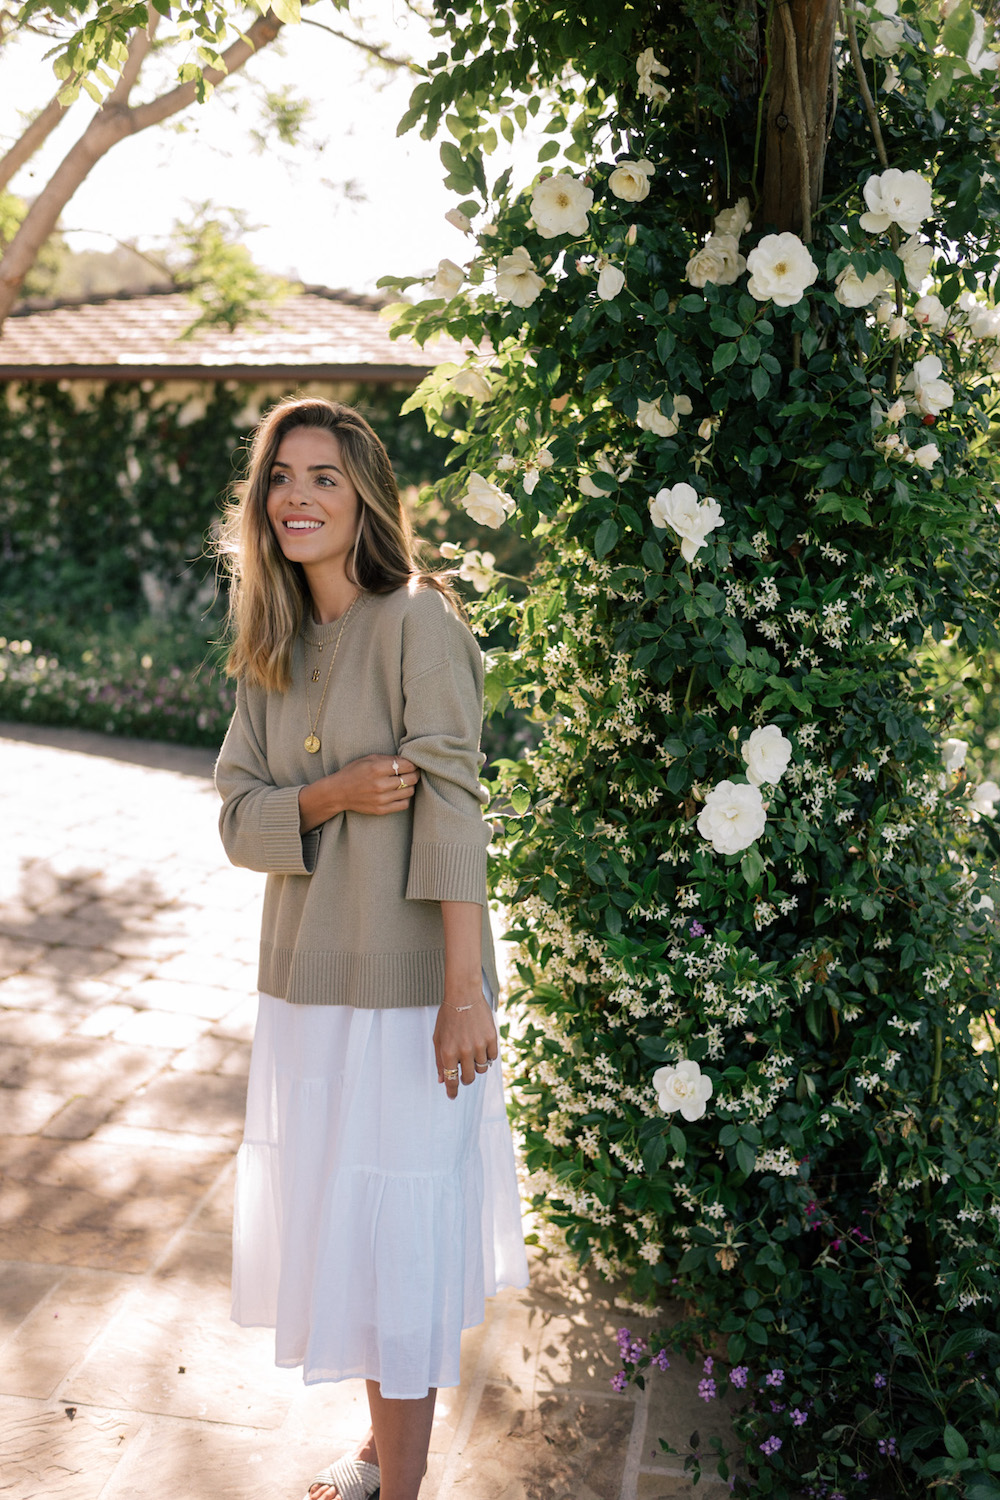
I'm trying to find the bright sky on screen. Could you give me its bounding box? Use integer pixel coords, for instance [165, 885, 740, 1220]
[0, 0, 521, 294]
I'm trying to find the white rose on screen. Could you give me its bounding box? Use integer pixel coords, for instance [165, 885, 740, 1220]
[453, 368, 492, 401]
[714, 196, 752, 238]
[458, 549, 496, 592]
[942, 737, 968, 773]
[609, 158, 654, 202]
[653, 1058, 713, 1123]
[911, 441, 940, 469]
[439, 541, 462, 559]
[835, 263, 893, 307]
[445, 207, 472, 234]
[912, 294, 947, 330]
[530, 173, 594, 238]
[860, 168, 933, 235]
[636, 393, 692, 438]
[535, 448, 554, 469]
[899, 234, 933, 290]
[495, 246, 545, 308]
[888, 316, 912, 341]
[462, 472, 515, 528]
[579, 450, 617, 497]
[863, 0, 905, 57]
[966, 12, 999, 75]
[429, 258, 465, 299]
[686, 232, 747, 289]
[904, 354, 955, 416]
[745, 232, 819, 306]
[636, 46, 670, 102]
[741, 724, 793, 787]
[649, 481, 724, 562]
[886, 397, 908, 423]
[597, 260, 626, 300]
[971, 780, 1000, 815]
[697, 780, 767, 855]
[966, 303, 1000, 339]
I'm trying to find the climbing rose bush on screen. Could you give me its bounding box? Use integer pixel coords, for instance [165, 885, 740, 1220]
[385, 2, 1000, 1495]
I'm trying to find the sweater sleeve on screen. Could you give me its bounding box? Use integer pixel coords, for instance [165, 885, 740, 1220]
[399, 590, 491, 905]
[215, 678, 320, 875]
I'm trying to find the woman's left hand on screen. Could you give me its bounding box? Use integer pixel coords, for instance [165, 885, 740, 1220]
[434, 994, 498, 1100]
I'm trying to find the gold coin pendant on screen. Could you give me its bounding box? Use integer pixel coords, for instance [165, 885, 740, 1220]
[304, 734, 321, 754]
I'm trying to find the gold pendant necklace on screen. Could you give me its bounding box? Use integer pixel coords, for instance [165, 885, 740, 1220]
[303, 592, 360, 753]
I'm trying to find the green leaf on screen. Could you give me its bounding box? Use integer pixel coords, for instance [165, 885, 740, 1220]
[712, 343, 739, 373]
[595, 519, 619, 558]
[509, 784, 531, 816]
[669, 1124, 686, 1157]
[740, 846, 764, 887]
[944, 1427, 970, 1462]
[736, 1139, 757, 1176]
[751, 365, 770, 400]
[269, 0, 301, 24]
[537, 139, 560, 163]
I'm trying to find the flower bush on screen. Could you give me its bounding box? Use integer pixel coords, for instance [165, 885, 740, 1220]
[385, 1, 1000, 1495]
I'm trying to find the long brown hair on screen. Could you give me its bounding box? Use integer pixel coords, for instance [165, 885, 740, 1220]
[217, 397, 459, 691]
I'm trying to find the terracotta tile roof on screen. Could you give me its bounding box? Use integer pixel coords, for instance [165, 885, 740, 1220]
[0, 285, 465, 382]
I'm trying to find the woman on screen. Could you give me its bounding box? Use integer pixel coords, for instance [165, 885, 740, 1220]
[214, 398, 528, 1500]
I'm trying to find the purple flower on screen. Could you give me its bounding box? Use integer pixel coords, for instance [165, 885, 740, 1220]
[877, 1436, 898, 1456]
[769, 1400, 785, 1414]
[791, 1408, 808, 1426]
[653, 1349, 670, 1371]
[873, 1372, 888, 1389]
[610, 1370, 628, 1392]
[730, 1365, 749, 1388]
[765, 1368, 785, 1387]
[698, 1378, 717, 1401]
[690, 920, 706, 936]
[759, 1435, 782, 1456]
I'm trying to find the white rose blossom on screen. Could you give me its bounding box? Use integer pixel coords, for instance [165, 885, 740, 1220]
[444, 207, 472, 234]
[910, 441, 940, 469]
[462, 473, 515, 529]
[904, 354, 954, 416]
[636, 46, 670, 102]
[457, 549, 496, 592]
[912, 294, 947, 330]
[859, 168, 933, 235]
[452, 368, 492, 401]
[966, 11, 999, 75]
[697, 780, 767, 855]
[636, 393, 692, 438]
[971, 780, 1000, 815]
[579, 450, 619, 497]
[714, 196, 752, 238]
[899, 234, 934, 289]
[653, 1059, 714, 1123]
[835, 263, 893, 308]
[966, 302, 1000, 339]
[742, 725, 794, 787]
[942, 737, 969, 773]
[429, 258, 465, 299]
[686, 232, 746, 289]
[495, 247, 545, 308]
[745, 232, 819, 306]
[888, 316, 912, 341]
[530, 173, 594, 238]
[649, 481, 724, 562]
[596, 259, 626, 300]
[608, 158, 654, 202]
[863, 0, 905, 58]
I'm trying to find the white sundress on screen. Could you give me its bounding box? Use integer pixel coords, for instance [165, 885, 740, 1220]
[231, 988, 529, 1400]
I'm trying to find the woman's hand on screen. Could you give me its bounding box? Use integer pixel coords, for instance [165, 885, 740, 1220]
[434, 993, 499, 1100]
[299, 754, 419, 832]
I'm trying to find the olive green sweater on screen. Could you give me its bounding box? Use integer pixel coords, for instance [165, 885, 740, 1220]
[215, 583, 498, 1008]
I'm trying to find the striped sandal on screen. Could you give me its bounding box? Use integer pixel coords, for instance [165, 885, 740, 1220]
[303, 1456, 380, 1500]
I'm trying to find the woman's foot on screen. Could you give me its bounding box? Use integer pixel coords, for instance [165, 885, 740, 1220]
[306, 1433, 380, 1500]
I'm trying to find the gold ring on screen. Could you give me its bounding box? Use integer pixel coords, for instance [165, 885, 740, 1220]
[398, 776, 406, 789]
[443, 1067, 460, 1080]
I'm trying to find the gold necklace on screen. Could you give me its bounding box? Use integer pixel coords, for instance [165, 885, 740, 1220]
[303, 592, 360, 753]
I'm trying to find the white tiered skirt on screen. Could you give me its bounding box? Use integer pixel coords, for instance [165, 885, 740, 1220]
[231, 992, 529, 1399]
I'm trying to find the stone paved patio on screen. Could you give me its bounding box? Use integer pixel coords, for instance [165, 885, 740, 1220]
[0, 721, 733, 1499]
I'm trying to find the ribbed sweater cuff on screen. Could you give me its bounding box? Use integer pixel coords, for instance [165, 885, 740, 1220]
[260, 784, 319, 874]
[405, 841, 487, 904]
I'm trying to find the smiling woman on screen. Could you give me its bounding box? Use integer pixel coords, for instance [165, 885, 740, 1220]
[212, 397, 528, 1500]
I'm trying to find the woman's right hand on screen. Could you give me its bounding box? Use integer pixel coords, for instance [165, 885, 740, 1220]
[298, 754, 419, 832]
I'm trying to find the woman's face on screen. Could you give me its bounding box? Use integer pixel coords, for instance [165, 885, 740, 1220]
[265, 426, 362, 584]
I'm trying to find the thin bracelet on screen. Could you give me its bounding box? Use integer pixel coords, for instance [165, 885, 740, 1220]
[444, 996, 489, 1013]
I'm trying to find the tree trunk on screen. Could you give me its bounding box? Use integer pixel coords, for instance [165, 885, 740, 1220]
[761, 0, 839, 237]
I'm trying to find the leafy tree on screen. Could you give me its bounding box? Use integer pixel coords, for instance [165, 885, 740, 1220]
[386, 1, 1000, 1494]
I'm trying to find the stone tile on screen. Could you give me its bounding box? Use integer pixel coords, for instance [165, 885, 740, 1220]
[109, 1008, 207, 1050]
[0, 1267, 132, 1399]
[0, 1037, 167, 1097]
[170, 1034, 250, 1076]
[65, 1279, 300, 1427]
[72, 1003, 140, 1038]
[0, 1261, 64, 1344]
[154, 953, 254, 990]
[637, 1473, 732, 1497]
[122, 976, 238, 1021]
[0, 972, 72, 1010]
[41, 1096, 117, 1141]
[31, 945, 118, 981]
[644, 1355, 739, 1469]
[0, 1010, 68, 1046]
[0, 1087, 62, 1134]
[93, 1123, 237, 1156]
[0, 1398, 142, 1500]
[214, 994, 259, 1042]
[114, 1071, 247, 1139]
[191, 1164, 235, 1236]
[445, 1385, 635, 1500]
[0, 935, 44, 979]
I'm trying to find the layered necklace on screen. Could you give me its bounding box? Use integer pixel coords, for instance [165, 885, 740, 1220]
[303, 591, 361, 754]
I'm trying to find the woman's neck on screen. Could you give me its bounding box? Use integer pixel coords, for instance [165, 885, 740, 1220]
[305, 569, 359, 625]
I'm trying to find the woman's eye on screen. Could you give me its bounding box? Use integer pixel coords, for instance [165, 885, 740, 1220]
[269, 472, 288, 486]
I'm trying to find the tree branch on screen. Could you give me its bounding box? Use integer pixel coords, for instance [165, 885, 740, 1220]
[103, 9, 161, 109]
[300, 16, 420, 73]
[0, 84, 73, 197]
[0, 8, 285, 324]
[776, 0, 813, 242]
[843, 1, 890, 168]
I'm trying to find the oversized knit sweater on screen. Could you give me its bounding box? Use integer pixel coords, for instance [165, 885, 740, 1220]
[215, 582, 498, 1008]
